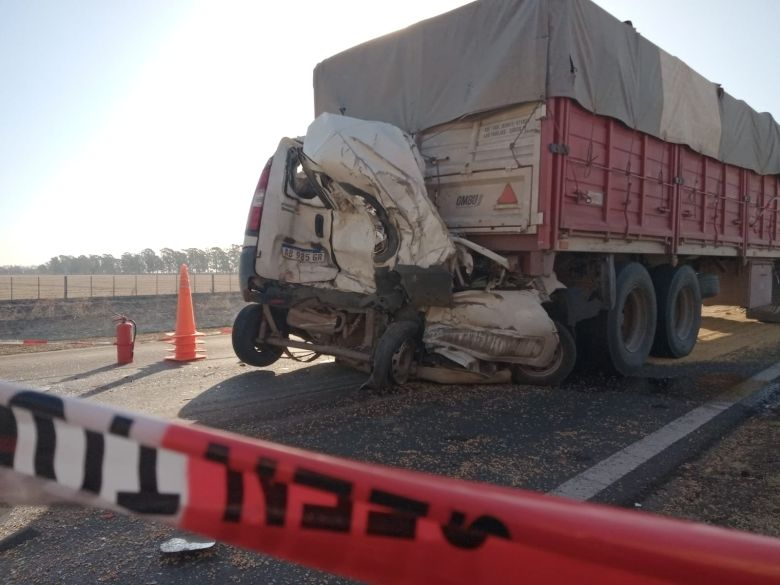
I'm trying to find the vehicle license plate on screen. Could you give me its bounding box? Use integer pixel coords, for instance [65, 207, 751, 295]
[281, 245, 326, 263]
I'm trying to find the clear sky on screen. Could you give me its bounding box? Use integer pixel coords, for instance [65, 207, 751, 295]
[1, 0, 778, 267]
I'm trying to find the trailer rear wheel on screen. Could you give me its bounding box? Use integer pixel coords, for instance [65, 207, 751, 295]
[581, 263, 656, 375]
[608, 263, 656, 374]
[370, 321, 420, 389]
[512, 321, 576, 386]
[232, 304, 286, 367]
[651, 265, 702, 358]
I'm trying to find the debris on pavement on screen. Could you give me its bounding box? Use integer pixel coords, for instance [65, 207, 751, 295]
[159, 536, 216, 554]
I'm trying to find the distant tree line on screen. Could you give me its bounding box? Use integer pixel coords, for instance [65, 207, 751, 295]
[0, 246, 242, 275]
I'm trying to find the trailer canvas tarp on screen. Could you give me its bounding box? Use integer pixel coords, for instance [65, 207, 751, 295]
[314, 0, 780, 175]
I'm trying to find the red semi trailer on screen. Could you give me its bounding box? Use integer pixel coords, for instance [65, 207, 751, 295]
[417, 94, 780, 375]
[233, 0, 780, 385]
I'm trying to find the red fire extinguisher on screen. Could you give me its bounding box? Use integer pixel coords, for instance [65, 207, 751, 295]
[115, 314, 137, 365]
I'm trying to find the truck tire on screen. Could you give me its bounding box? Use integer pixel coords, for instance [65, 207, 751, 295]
[370, 321, 419, 389]
[651, 265, 702, 358]
[232, 304, 285, 367]
[697, 273, 720, 299]
[512, 321, 576, 386]
[581, 263, 656, 376]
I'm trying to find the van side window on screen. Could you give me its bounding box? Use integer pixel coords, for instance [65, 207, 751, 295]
[284, 148, 328, 208]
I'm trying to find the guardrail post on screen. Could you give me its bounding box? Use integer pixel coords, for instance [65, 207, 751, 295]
[135, 274, 138, 296]
[10, 276, 13, 301]
[38, 276, 40, 299]
[90, 275, 93, 298]
[211, 273, 215, 293]
[112, 275, 115, 297]
[64, 276, 68, 300]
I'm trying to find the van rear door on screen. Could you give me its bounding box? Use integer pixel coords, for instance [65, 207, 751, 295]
[254, 139, 339, 286]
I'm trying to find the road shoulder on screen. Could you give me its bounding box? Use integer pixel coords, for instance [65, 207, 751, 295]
[640, 397, 779, 538]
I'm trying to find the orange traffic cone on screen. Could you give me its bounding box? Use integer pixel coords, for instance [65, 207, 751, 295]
[165, 264, 205, 362]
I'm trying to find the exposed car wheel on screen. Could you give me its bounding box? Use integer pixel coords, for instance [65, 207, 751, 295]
[581, 263, 656, 376]
[512, 321, 576, 386]
[651, 265, 702, 358]
[697, 273, 720, 299]
[232, 304, 286, 367]
[369, 321, 420, 389]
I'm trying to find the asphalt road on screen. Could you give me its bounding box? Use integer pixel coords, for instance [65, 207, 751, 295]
[1, 306, 779, 584]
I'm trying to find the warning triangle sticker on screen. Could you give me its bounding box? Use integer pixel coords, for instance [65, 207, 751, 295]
[496, 183, 519, 206]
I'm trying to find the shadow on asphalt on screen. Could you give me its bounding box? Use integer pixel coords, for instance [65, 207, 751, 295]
[80, 361, 184, 398]
[570, 359, 760, 405]
[179, 362, 365, 429]
[180, 352, 770, 433]
[57, 363, 124, 383]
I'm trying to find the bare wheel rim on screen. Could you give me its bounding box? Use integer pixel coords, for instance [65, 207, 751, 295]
[620, 288, 648, 353]
[390, 340, 414, 384]
[517, 339, 564, 378]
[673, 286, 695, 340]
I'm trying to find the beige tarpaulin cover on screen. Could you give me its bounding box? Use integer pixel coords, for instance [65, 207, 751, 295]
[314, 0, 780, 175]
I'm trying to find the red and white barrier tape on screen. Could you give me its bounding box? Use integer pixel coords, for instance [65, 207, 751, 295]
[0, 380, 778, 584]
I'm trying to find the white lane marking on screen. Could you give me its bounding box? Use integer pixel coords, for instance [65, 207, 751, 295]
[550, 361, 780, 501]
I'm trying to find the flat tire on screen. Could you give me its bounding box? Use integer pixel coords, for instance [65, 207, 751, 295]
[370, 321, 419, 389]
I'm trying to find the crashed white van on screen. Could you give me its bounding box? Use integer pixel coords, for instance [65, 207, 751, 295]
[234, 114, 571, 387]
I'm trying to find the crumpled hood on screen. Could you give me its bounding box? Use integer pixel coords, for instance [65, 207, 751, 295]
[424, 290, 558, 369]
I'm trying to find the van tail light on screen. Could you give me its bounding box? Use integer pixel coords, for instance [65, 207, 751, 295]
[245, 157, 273, 236]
